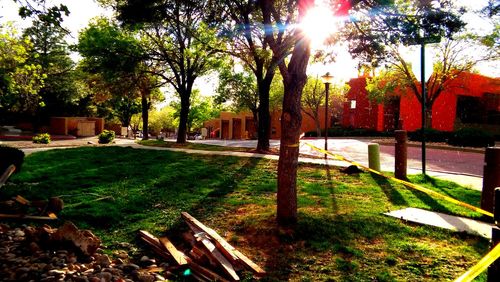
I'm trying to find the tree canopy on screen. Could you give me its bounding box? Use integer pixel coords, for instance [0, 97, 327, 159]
[113, 0, 225, 143]
[0, 25, 45, 120]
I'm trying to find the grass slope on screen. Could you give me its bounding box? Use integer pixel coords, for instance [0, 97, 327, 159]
[2, 146, 489, 281]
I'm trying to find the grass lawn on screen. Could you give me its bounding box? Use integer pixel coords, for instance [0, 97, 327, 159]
[1, 146, 489, 281]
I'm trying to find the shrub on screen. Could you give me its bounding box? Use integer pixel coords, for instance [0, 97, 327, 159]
[0, 145, 24, 173]
[98, 130, 115, 144]
[32, 133, 51, 144]
[408, 129, 449, 143]
[447, 128, 495, 148]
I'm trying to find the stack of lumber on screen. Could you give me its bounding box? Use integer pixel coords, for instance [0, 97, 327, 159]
[138, 212, 266, 281]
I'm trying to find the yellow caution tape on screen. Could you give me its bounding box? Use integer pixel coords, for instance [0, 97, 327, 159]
[285, 143, 301, 148]
[303, 142, 494, 218]
[454, 243, 500, 282]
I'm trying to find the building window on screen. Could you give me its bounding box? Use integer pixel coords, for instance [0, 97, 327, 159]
[350, 100, 356, 109]
[457, 96, 483, 124]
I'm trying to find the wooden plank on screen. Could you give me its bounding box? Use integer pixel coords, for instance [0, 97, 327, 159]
[232, 250, 265, 277]
[185, 256, 230, 282]
[197, 235, 240, 281]
[159, 237, 188, 265]
[138, 230, 229, 282]
[0, 165, 15, 188]
[139, 230, 161, 245]
[183, 214, 239, 263]
[14, 195, 30, 205]
[138, 230, 171, 260]
[139, 237, 171, 260]
[182, 212, 265, 276]
[0, 214, 57, 220]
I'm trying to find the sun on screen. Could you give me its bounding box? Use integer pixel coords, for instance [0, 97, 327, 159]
[300, 2, 339, 49]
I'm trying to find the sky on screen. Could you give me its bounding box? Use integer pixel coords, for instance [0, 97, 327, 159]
[0, 0, 113, 42]
[0, 0, 497, 100]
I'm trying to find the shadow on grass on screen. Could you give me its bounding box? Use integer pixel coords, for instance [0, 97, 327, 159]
[5, 147, 266, 235]
[165, 157, 264, 232]
[325, 165, 338, 213]
[371, 174, 408, 207]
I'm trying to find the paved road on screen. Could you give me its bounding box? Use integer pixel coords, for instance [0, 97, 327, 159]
[193, 138, 484, 177]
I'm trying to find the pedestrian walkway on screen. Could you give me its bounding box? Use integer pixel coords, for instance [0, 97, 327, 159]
[385, 207, 492, 239]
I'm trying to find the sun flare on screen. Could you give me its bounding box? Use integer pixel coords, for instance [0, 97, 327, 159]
[300, 2, 340, 49]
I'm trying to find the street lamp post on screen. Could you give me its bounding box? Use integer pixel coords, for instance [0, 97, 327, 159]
[321, 72, 333, 159]
[415, 31, 439, 176]
[420, 42, 427, 175]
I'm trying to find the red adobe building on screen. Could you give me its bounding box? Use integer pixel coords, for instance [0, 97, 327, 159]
[342, 72, 500, 133]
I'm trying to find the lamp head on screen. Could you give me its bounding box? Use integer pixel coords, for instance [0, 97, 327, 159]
[321, 72, 334, 84]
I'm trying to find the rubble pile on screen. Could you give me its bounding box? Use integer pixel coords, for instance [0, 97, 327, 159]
[0, 223, 168, 282]
[0, 213, 266, 282]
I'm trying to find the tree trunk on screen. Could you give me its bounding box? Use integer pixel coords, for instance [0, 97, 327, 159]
[425, 103, 433, 129]
[314, 112, 321, 137]
[276, 2, 312, 225]
[277, 77, 307, 226]
[256, 78, 272, 151]
[141, 88, 150, 141]
[176, 93, 190, 143]
[251, 108, 259, 139]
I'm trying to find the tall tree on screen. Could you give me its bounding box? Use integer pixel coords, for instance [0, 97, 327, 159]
[365, 36, 497, 126]
[171, 90, 220, 133]
[18, 0, 83, 124]
[0, 24, 45, 122]
[345, 0, 468, 126]
[254, 0, 315, 226]
[216, 65, 259, 135]
[148, 105, 177, 135]
[219, 0, 284, 151]
[114, 0, 225, 143]
[77, 18, 163, 136]
[302, 75, 349, 136]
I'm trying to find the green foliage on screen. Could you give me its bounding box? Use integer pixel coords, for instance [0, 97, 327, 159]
[171, 90, 220, 132]
[148, 106, 177, 134]
[0, 145, 24, 173]
[115, 0, 226, 142]
[16, 1, 70, 27]
[301, 76, 325, 111]
[19, 1, 86, 120]
[448, 128, 495, 148]
[216, 66, 258, 113]
[0, 25, 45, 117]
[78, 18, 143, 77]
[77, 18, 147, 126]
[365, 69, 410, 103]
[346, 1, 465, 64]
[98, 129, 116, 144]
[302, 75, 349, 135]
[32, 133, 50, 144]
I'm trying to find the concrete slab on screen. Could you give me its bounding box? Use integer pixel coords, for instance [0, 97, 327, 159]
[384, 207, 493, 239]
